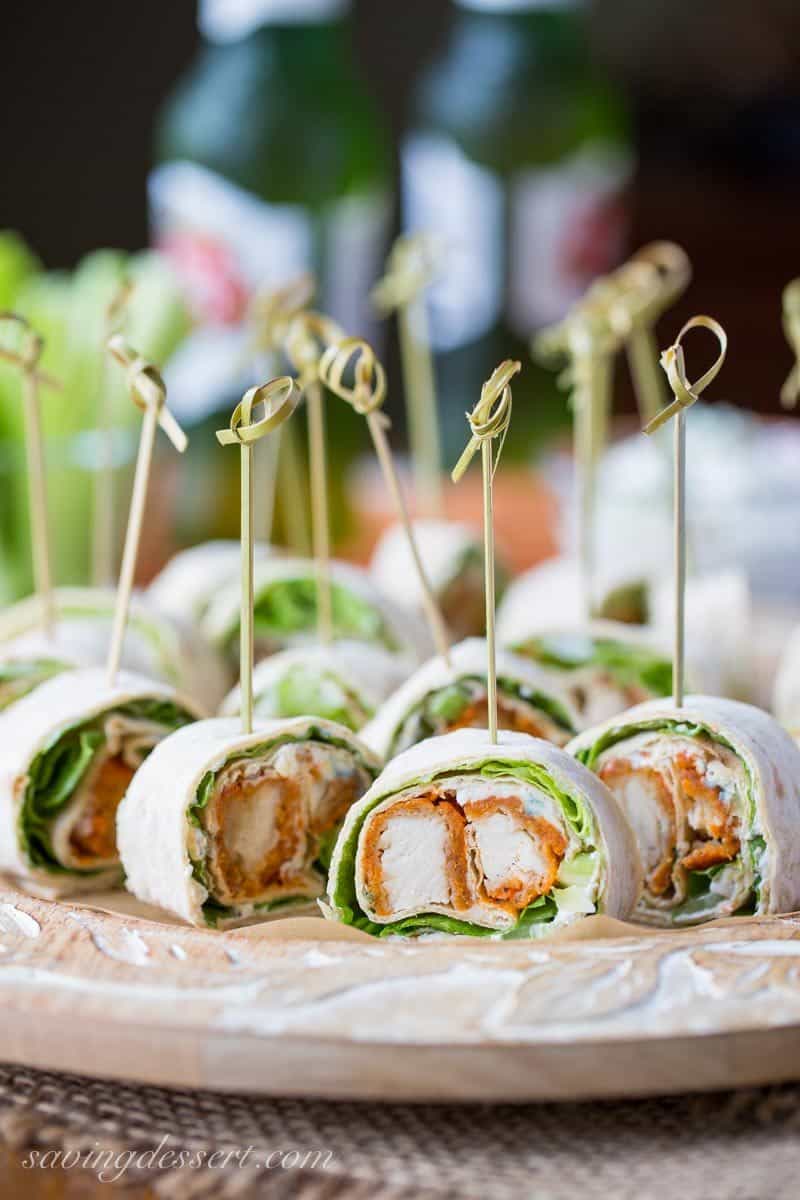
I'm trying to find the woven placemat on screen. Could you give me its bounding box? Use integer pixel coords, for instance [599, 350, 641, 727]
[2, 1064, 800, 1199]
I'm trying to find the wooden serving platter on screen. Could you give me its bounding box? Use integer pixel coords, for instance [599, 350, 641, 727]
[4, 887, 800, 1102]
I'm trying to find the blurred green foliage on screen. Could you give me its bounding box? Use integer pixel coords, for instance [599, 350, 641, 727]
[0, 235, 190, 601]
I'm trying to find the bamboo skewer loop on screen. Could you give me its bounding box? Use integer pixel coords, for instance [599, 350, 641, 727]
[647, 315, 728, 709]
[451, 360, 520, 744]
[319, 337, 451, 664]
[217, 376, 302, 735]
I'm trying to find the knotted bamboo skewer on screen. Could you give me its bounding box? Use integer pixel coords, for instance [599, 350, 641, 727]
[646, 315, 728, 706]
[452, 360, 519, 742]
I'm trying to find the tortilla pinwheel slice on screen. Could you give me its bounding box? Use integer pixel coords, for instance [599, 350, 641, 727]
[498, 559, 752, 702]
[360, 638, 580, 761]
[325, 728, 640, 938]
[371, 519, 501, 640]
[0, 586, 231, 712]
[220, 640, 410, 732]
[202, 557, 430, 667]
[774, 624, 800, 736]
[0, 668, 200, 895]
[570, 695, 800, 926]
[148, 539, 275, 624]
[650, 569, 752, 701]
[506, 624, 673, 729]
[497, 558, 651, 638]
[0, 657, 70, 712]
[117, 717, 381, 927]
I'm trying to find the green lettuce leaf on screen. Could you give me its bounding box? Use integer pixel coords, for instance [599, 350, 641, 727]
[256, 663, 371, 731]
[330, 756, 598, 939]
[252, 580, 397, 650]
[600, 580, 649, 625]
[187, 726, 378, 922]
[20, 698, 193, 873]
[576, 716, 761, 917]
[513, 633, 672, 698]
[389, 674, 577, 757]
[0, 659, 68, 711]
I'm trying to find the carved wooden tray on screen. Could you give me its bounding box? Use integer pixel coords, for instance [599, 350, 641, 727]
[3, 885, 800, 1102]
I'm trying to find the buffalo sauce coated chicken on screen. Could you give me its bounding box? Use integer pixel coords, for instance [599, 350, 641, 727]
[358, 779, 574, 932]
[49, 713, 180, 872]
[595, 732, 742, 907]
[446, 693, 568, 742]
[67, 755, 136, 864]
[199, 741, 373, 908]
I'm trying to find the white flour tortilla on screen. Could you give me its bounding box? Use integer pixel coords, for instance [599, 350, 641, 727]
[117, 716, 380, 927]
[569, 695, 800, 916]
[0, 587, 230, 712]
[371, 519, 482, 610]
[327, 727, 642, 929]
[220, 640, 410, 721]
[0, 667, 200, 895]
[360, 638, 581, 759]
[148, 540, 274, 623]
[202, 556, 431, 663]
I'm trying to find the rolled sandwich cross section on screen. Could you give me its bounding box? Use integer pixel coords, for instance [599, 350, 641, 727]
[117, 717, 381, 926]
[148, 540, 274, 624]
[0, 668, 199, 894]
[507, 624, 672, 729]
[371, 519, 500, 640]
[497, 558, 652, 637]
[361, 639, 580, 760]
[773, 624, 800, 737]
[0, 658, 68, 712]
[202, 557, 430, 666]
[570, 696, 800, 926]
[0, 586, 231, 712]
[220, 641, 410, 732]
[326, 729, 641, 937]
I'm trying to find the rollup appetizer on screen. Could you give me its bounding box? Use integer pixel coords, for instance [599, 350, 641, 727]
[498, 561, 749, 702]
[371, 519, 499, 640]
[148, 539, 274, 624]
[0, 667, 199, 894]
[0, 657, 69, 712]
[0, 587, 230, 712]
[497, 557, 651, 635]
[203, 557, 430, 666]
[774, 624, 800, 735]
[570, 696, 800, 925]
[220, 640, 409, 732]
[505, 623, 672, 729]
[117, 716, 380, 926]
[325, 728, 640, 937]
[650, 569, 752, 701]
[360, 638, 580, 760]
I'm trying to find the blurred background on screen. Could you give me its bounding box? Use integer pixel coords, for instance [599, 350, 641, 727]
[1, 0, 800, 600]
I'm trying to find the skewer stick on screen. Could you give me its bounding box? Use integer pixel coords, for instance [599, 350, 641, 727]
[319, 337, 452, 664]
[611, 243, 692, 427]
[372, 234, 444, 517]
[452, 360, 519, 743]
[106, 336, 188, 686]
[566, 310, 616, 623]
[217, 376, 301, 734]
[247, 274, 315, 547]
[645, 315, 727, 707]
[534, 294, 621, 623]
[92, 278, 133, 586]
[780, 279, 800, 410]
[0, 313, 61, 636]
[284, 312, 344, 646]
